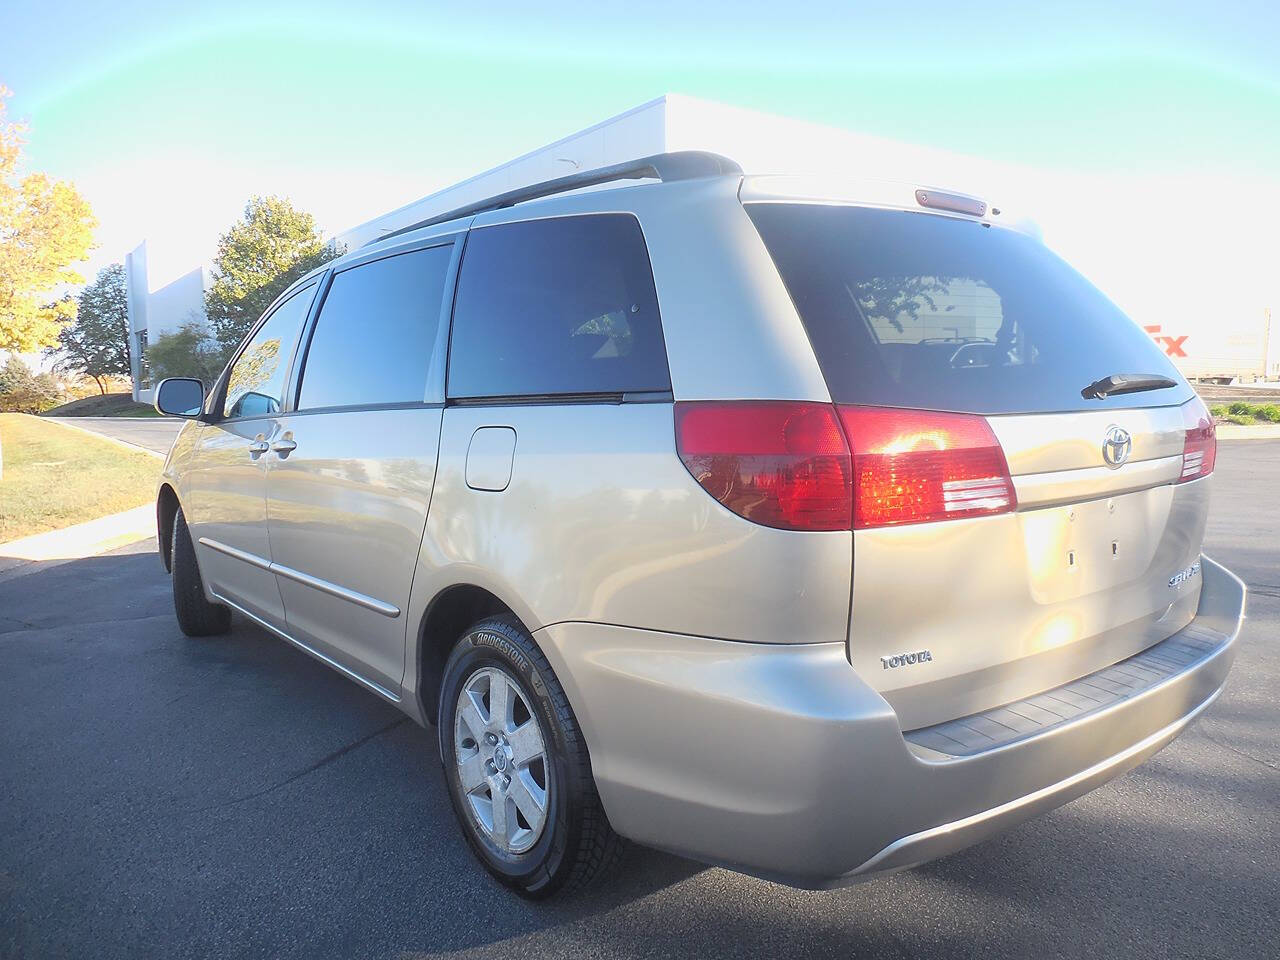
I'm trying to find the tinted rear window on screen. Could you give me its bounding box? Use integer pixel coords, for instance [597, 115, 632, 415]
[447, 214, 670, 399]
[746, 203, 1191, 414]
[297, 245, 452, 410]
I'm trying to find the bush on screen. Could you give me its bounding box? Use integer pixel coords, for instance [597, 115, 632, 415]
[1215, 400, 1280, 423]
[0, 356, 60, 413]
[146, 322, 225, 389]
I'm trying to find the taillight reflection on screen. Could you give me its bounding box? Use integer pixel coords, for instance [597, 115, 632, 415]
[837, 406, 1016, 528]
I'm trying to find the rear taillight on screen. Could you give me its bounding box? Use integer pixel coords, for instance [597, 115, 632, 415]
[837, 406, 1016, 529]
[674, 402, 852, 531]
[675, 401, 1018, 531]
[1178, 398, 1217, 483]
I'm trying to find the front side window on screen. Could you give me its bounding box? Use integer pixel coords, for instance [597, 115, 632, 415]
[447, 214, 670, 399]
[223, 283, 315, 419]
[296, 245, 452, 410]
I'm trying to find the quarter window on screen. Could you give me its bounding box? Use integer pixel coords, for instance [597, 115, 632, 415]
[297, 245, 452, 410]
[447, 214, 670, 399]
[223, 283, 316, 419]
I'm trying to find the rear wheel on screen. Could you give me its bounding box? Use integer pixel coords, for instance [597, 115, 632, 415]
[438, 615, 623, 897]
[170, 507, 231, 637]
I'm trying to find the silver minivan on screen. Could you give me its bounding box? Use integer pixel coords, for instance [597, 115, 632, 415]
[153, 152, 1246, 898]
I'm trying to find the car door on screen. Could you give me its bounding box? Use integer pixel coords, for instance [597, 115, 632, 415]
[263, 239, 458, 697]
[421, 211, 684, 625]
[182, 282, 317, 626]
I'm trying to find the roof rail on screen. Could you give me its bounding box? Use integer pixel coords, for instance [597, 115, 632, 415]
[370, 151, 741, 245]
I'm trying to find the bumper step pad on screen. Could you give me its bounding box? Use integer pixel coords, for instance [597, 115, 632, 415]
[905, 625, 1226, 758]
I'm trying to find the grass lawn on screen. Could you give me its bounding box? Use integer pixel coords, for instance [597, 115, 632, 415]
[0, 414, 160, 541]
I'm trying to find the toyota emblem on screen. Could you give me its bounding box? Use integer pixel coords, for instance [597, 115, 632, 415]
[1102, 425, 1132, 468]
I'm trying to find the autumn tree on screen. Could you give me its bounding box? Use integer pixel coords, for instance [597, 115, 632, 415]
[48, 263, 131, 393]
[0, 85, 96, 352]
[205, 196, 335, 354]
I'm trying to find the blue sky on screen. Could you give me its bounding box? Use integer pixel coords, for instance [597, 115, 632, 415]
[8, 1, 1278, 174]
[3, 1, 1278, 343]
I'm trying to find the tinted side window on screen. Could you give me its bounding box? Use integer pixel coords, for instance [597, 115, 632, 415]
[297, 245, 452, 410]
[223, 284, 316, 419]
[448, 214, 669, 398]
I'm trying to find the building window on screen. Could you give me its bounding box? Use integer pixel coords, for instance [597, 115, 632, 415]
[136, 331, 151, 389]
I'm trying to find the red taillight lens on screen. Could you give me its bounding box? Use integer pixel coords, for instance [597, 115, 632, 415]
[837, 406, 1016, 529]
[674, 401, 852, 531]
[1179, 398, 1217, 482]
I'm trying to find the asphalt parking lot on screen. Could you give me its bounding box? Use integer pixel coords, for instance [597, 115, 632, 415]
[51, 417, 183, 456]
[2, 442, 1277, 960]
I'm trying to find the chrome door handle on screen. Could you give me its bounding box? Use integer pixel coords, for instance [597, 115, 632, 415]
[248, 439, 270, 457]
[271, 438, 297, 455]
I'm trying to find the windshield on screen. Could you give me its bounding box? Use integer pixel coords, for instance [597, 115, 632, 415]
[746, 203, 1191, 415]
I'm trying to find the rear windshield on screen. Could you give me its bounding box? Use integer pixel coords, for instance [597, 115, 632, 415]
[746, 203, 1191, 415]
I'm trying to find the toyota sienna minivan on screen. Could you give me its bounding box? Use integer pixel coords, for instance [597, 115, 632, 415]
[152, 152, 1246, 897]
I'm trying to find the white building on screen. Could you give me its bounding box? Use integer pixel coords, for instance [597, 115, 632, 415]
[332, 93, 1029, 250]
[125, 93, 1277, 400]
[124, 241, 210, 401]
[127, 94, 1020, 401]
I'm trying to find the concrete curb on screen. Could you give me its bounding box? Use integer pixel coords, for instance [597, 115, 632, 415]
[0, 505, 156, 580]
[42, 416, 166, 460]
[1216, 423, 1280, 440]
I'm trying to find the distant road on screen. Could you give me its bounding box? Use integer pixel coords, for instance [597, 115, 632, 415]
[51, 417, 184, 457]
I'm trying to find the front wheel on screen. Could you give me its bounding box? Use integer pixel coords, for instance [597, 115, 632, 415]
[170, 506, 231, 637]
[438, 616, 624, 898]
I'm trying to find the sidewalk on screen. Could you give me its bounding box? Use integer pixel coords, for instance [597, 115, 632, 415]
[0, 505, 156, 579]
[1217, 423, 1280, 440]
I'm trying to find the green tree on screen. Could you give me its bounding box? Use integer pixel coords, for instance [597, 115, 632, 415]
[0, 85, 96, 352]
[48, 263, 131, 393]
[146, 320, 224, 388]
[205, 196, 335, 354]
[0, 354, 59, 413]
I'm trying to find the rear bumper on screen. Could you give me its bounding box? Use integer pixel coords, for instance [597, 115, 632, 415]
[534, 554, 1246, 888]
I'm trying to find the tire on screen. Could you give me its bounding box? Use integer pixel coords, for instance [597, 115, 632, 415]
[438, 615, 624, 898]
[170, 506, 231, 637]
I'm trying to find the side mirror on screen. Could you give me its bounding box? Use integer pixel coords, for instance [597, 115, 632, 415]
[154, 377, 205, 418]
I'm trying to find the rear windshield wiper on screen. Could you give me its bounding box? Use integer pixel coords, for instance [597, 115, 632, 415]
[1081, 373, 1178, 400]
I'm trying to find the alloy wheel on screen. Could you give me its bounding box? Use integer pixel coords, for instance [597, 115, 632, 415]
[453, 666, 551, 854]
